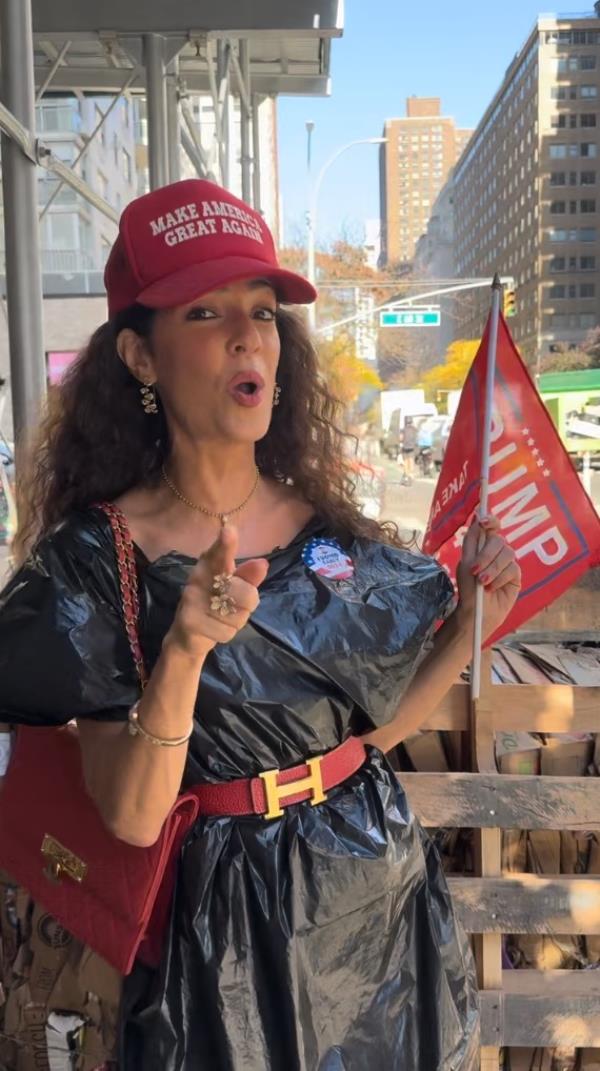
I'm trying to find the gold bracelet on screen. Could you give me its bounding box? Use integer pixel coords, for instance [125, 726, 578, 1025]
[127, 703, 193, 747]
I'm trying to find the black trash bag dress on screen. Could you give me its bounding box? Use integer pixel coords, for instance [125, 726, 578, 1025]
[0, 508, 479, 1070]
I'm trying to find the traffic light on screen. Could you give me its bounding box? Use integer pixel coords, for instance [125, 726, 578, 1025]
[503, 286, 516, 317]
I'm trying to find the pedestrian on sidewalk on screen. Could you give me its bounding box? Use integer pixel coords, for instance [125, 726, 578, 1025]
[0, 178, 520, 1070]
[400, 415, 417, 484]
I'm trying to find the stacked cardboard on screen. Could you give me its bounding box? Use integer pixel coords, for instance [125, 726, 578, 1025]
[491, 641, 600, 687]
[0, 871, 120, 1071]
[401, 643, 600, 780]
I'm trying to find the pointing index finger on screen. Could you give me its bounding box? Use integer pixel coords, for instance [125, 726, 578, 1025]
[203, 523, 238, 578]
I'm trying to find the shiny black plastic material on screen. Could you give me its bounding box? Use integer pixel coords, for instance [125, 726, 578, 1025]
[0, 509, 479, 1069]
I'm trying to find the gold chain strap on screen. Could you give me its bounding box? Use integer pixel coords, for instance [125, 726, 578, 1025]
[95, 502, 148, 689]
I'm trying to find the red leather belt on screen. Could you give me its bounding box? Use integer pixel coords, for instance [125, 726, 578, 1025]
[190, 737, 367, 820]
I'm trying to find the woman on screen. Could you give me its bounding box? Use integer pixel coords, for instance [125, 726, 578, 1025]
[0, 178, 520, 1070]
[400, 416, 417, 483]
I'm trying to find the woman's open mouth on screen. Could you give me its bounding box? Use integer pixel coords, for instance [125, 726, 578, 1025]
[227, 372, 266, 408]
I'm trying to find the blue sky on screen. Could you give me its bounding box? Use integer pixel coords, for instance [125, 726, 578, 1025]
[278, 0, 595, 248]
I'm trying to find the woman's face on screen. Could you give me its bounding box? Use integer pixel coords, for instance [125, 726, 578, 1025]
[139, 278, 281, 445]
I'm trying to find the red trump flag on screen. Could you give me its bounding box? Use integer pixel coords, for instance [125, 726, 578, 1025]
[423, 312, 600, 642]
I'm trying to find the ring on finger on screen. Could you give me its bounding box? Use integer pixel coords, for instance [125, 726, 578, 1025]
[212, 572, 233, 595]
[210, 592, 238, 617]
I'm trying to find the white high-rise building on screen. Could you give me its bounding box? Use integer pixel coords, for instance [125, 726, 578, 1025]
[364, 219, 382, 270]
[174, 95, 281, 245]
[34, 94, 138, 294]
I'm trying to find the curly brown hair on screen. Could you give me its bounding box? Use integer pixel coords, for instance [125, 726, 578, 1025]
[14, 305, 402, 559]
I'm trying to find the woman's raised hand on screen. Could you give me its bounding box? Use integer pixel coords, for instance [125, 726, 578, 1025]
[166, 524, 269, 659]
[455, 514, 521, 640]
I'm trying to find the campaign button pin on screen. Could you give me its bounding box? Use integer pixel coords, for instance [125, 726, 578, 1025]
[302, 538, 354, 581]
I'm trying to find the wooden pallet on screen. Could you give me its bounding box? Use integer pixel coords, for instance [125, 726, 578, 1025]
[399, 635, 600, 1067]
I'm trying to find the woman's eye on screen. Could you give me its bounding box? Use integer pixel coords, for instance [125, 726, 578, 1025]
[255, 308, 277, 321]
[187, 307, 217, 320]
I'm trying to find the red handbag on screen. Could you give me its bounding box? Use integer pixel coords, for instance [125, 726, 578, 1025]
[0, 503, 200, 975]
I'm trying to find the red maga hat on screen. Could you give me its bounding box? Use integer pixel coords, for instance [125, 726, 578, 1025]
[104, 178, 317, 319]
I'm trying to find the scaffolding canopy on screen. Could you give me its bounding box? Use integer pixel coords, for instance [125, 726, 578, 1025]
[0, 0, 343, 441]
[29, 1, 343, 96]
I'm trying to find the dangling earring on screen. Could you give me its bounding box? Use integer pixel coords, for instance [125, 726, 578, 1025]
[273, 384, 282, 407]
[140, 380, 158, 415]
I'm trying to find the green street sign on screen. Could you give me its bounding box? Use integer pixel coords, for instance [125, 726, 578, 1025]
[380, 309, 441, 327]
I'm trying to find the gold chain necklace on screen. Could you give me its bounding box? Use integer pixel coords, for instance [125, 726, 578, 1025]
[161, 464, 260, 527]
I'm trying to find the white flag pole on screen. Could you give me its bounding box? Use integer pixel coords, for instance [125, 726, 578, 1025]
[470, 273, 503, 701]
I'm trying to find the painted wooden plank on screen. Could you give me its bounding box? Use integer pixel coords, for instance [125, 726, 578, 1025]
[400, 772, 600, 829]
[449, 875, 600, 934]
[422, 683, 600, 734]
[480, 970, 600, 1047]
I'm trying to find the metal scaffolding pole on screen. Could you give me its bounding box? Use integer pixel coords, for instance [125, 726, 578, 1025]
[0, 0, 46, 443]
[251, 93, 262, 213]
[237, 40, 252, 204]
[144, 33, 169, 190]
[35, 40, 71, 104]
[0, 100, 119, 224]
[181, 126, 207, 178]
[41, 156, 118, 221]
[205, 38, 221, 176]
[179, 97, 214, 179]
[216, 40, 231, 188]
[40, 67, 139, 220]
[165, 57, 180, 184]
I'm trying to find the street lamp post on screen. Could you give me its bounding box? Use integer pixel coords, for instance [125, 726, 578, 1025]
[305, 134, 387, 331]
[305, 120, 315, 319]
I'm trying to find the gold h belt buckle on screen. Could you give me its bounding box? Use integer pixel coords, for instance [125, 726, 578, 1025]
[259, 756, 327, 820]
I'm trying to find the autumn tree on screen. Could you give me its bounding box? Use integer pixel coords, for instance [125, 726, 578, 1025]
[377, 327, 435, 387]
[279, 240, 403, 325]
[278, 238, 415, 400]
[420, 339, 479, 400]
[317, 332, 383, 413]
[538, 346, 592, 374]
[584, 326, 600, 367]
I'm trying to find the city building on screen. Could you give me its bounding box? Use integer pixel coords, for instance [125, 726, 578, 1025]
[364, 218, 382, 270]
[0, 93, 139, 402]
[449, 12, 600, 364]
[413, 178, 457, 357]
[179, 95, 281, 244]
[35, 94, 137, 296]
[379, 96, 472, 266]
[29, 91, 281, 300]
